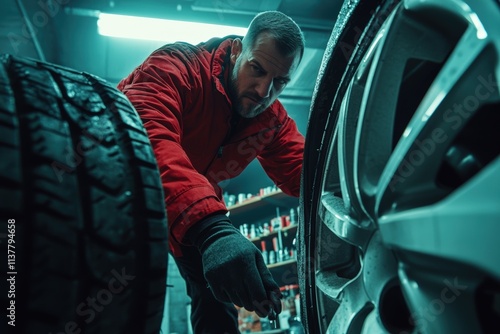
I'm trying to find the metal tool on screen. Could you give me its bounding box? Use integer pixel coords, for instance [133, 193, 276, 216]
[269, 309, 277, 329]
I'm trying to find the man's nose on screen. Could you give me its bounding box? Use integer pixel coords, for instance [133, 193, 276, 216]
[255, 78, 273, 99]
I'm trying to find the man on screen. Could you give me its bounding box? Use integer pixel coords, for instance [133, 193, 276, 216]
[118, 11, 305, 333]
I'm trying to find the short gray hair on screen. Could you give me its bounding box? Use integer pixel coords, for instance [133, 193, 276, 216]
[243, 11, 305, 61]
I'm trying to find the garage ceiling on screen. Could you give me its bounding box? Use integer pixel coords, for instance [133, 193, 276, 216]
[0, 0, 341, 194]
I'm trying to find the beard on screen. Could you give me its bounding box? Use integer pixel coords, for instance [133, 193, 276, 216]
[228, 64, 268, 119]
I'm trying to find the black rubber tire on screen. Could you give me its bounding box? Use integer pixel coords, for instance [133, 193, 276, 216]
[297, 1, 399, 333]
[0, 54, 168, 334]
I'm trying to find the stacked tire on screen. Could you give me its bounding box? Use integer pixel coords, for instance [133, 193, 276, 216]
[0, 54, 168, 334]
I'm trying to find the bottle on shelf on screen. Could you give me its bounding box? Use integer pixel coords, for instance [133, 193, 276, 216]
[250, 224, 256, 239]
[240, 224, 249, 238]
[290, 207, 297, 225]
[272, 237, 278, 262]
[268, 250, 276, 264]
[262, 222, 270, 236]
[261, 240, 268, 265]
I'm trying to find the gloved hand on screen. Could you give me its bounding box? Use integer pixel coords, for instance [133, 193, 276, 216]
[187, 214, 282, 318]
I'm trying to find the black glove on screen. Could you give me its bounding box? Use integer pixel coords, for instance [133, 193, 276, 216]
[187, 214, 282, 318]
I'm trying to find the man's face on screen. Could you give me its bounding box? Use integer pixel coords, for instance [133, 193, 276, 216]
[228, 33, 301, 118]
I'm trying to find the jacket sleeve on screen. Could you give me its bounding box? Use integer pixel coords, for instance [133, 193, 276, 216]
[117, 48, 227, 248]
[257, 104, 305, 197]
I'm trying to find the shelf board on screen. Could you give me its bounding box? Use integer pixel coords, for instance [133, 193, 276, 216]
[228, 190, 298, 223]
[267, 258, 296, 269]
[249, 224, 298, 242]
[228, 190, 287, 210]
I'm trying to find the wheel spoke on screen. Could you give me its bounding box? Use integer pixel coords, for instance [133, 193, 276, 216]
[361, 311, 392, 334]
[325, 274, 371, 334]
[379, 157, 500, 279]
[319, 192, 373, 249]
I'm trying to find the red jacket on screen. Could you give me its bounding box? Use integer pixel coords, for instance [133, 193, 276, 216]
[118, 37, 304, 256]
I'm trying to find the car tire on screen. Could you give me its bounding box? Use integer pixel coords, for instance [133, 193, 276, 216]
[298, 0, 500, 333]
[0, 54, 168, 334]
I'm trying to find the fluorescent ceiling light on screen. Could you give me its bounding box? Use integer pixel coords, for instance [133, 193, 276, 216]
[97, 13, 248, 44]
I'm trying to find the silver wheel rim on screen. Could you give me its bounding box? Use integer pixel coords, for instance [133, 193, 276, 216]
[311, 0, 500, 333]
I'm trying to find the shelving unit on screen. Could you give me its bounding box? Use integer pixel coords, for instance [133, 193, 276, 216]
[229, 189, 302, 333]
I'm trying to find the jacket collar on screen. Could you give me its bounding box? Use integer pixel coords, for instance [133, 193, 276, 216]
[210, 37, 234, 98]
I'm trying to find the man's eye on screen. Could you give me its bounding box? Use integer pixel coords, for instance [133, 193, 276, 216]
[251, 65, 263, 74]
[275, 78, 287, 87]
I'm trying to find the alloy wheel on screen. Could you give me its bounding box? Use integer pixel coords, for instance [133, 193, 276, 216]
[299, 0, 500, 333]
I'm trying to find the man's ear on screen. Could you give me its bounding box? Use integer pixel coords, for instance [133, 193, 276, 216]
[230, 38, 242, 65]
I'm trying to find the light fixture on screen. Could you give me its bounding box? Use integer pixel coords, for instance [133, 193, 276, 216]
[97, 13, 248, 44]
